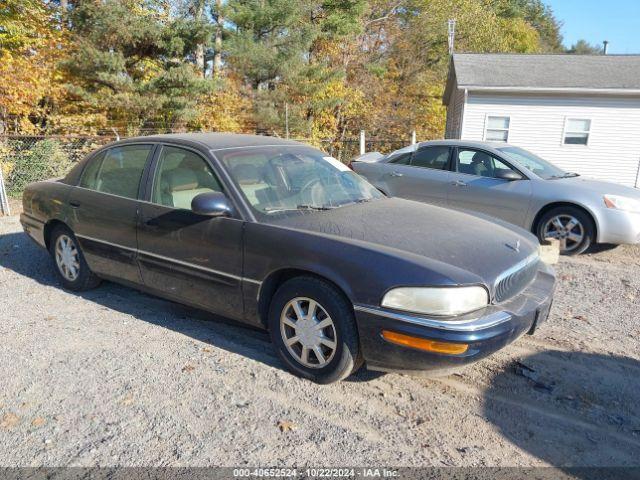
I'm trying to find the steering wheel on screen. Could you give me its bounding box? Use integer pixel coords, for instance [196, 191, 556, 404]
[298, 177, 327, 206]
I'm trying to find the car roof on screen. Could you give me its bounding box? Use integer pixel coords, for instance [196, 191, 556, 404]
[116, 132, 305, 150]
[416, 139, 512, 150]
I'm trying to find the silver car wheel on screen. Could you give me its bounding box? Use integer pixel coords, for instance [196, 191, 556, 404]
[55, 234, 80, 281]
[280, 297, 337, 369]
[543, 214, 585, 253]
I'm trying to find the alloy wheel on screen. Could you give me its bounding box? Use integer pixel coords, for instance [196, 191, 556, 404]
[542, 214, 585, 253]
[280, 297, 337, 369]
[55, 234, 80, 281]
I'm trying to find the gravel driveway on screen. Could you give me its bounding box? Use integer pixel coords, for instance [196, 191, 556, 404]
[1, 214, 639, 468]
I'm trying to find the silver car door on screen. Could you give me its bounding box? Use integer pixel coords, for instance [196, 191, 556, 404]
[448, 147, 533, 227]
[377, 145, 452, 207]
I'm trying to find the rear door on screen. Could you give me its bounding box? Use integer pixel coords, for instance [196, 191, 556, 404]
[379, 145, 452, 207]
[136, 144, 244, 320]
[68, 143, 155, 283]
[448, 147, 533, 226]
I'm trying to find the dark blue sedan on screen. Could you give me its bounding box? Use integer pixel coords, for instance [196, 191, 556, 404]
[20, 134, 555, 383]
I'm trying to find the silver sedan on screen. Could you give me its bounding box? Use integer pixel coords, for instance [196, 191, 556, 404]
[352, 140, 640, 255]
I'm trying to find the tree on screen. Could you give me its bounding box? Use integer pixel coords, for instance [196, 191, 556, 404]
[0, 0, 66, 133]
[58, 0, 212, 133]
[567, 39, 603, 55]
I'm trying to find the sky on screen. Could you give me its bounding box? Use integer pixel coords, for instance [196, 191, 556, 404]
[546, 0, 640, 54]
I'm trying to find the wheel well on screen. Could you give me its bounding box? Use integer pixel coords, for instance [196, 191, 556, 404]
[532, 202, 597, 239]
[257, 268, 351, 329]
[43, 219, 67, 250]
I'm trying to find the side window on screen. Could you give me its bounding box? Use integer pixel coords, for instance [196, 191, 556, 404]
[456, 149, 516, 178]
[80, 145, 152, 199]
[79, 151, 105, 189]
[152, 146, 223, 210]
[410, 146, 450, 170]
[388, 152, 412, 165]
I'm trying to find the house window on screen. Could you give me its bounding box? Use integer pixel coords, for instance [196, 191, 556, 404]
[564, 119, 591, 145]
[484, 116, 510, 142]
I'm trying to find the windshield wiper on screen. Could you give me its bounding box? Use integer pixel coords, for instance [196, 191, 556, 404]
[264, 204, 338, 213]
[548, 172, 580, 180]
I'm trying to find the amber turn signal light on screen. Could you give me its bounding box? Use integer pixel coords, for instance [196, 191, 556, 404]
[381, 330, 469, 355]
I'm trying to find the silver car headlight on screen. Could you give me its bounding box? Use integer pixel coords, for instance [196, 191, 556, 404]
[604, 194, 640, 214]
[381, 286, 489, 316]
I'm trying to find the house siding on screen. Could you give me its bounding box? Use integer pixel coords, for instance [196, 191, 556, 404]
[460, 93, 640, 187]
[445, 88, 466, 139]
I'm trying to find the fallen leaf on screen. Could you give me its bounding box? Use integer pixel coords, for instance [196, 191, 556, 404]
[182, 365, 195, 373]
[573, 315, 588, 322]
[1, 413, 20, 429]
[31, 417, 46, 427]
[45, 316, 56, 321]
[202, 347, 212, 353]
[120, 395, 134, 406]
[277, 420, 296, 432]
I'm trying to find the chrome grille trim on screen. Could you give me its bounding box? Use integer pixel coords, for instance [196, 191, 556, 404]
[494, 253, 540, 303]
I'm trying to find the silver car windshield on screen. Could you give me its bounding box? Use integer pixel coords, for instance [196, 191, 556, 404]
[217, 146, 384, 214]
[498, 146, 576, 180]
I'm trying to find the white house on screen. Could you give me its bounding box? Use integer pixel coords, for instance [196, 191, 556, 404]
[443, 53, 640, 187]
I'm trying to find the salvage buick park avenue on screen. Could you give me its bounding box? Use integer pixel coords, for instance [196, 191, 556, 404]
[20, 134, 555, 383]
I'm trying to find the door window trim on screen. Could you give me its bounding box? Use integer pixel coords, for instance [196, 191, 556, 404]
[452, 147, 528, 180]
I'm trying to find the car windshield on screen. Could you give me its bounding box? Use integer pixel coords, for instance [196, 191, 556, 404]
[217, 146, 384, 214]
[498, 146, 577, 180]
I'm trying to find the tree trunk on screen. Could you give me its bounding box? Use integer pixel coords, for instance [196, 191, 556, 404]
[195, 0, 206, 77]
[213, 0, 223, 77]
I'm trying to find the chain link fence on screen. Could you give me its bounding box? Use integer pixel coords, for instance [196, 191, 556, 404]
[0, 134, 411, 211]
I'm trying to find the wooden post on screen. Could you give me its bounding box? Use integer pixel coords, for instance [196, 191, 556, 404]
[0, 166, 10, 216]
[359, 130, 365, 155]
[411, 130, 417, 145]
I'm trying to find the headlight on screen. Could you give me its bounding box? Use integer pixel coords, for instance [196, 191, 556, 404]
[603, 194, 640, 213]
[381, 286, 489, 316]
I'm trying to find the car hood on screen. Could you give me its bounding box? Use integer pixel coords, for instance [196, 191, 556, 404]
[552, 176, 640, 198]
[266, 198, 539, 285]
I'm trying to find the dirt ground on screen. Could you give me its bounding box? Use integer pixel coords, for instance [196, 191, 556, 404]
[0, 213, 639, 468]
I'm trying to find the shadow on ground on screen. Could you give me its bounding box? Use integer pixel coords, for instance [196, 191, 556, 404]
[0, 229, 378, 382]
[482, 349, 640, 470]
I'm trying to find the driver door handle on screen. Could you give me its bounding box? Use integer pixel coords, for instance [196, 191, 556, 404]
[452, 180, 468, 187]
[390, 171, 403, 177]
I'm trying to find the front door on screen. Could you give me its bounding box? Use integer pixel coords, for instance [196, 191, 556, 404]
[380, 145, 452, 207]
[448, 148, 533, 227]
[68, 143, 155, 283]
[136, 145, 244, 320]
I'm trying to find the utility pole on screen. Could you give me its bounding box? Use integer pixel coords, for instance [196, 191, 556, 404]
[448, 19, 456, 55]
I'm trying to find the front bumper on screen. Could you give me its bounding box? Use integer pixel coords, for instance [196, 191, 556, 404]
[596, 208, 640, 245]
[354, 264, 556, 375]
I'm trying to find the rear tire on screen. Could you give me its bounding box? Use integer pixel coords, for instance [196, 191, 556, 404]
[536, 206, 595, 256]
[49, 225, 101, 291]
[268, 276, 361, 384]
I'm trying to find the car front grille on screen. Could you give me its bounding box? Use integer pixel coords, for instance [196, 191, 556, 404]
[494, 254, 540, 303]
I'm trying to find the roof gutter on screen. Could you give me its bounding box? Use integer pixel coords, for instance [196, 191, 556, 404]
[460, 86, 640, 96]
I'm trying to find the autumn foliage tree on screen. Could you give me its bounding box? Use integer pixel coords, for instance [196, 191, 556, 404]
[1, 0, 569, 141]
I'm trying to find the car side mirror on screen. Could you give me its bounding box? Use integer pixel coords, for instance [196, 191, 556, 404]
[191, 192, 232, 217]
[496, 170, 523, 181]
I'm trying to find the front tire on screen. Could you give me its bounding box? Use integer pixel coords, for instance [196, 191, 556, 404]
[49, 225, 101, 291]
[268, 276, 362, 384]
[536, 206, 595, 256]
